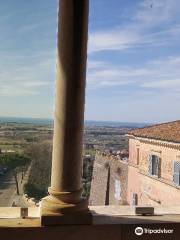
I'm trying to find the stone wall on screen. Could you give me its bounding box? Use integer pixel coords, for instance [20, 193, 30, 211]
[89, 151, 128, 205]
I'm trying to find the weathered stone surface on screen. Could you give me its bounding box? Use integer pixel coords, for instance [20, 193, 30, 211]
[1, 206, 180, 240]
[90, 152, 128, 205]
[89, 161, 109, 205]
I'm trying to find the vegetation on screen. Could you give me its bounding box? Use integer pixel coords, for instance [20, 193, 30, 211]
[0, 121, 129, 202]
[0, 122, 53, 200]
[23, 143, 52, 200]
[0, 153, 30, 194]
[23, 141, 94, 200]
[84, 148, 96, 157]
[82, 156, 94, 198]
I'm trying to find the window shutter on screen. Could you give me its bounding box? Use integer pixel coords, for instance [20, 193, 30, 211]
[173, 161, 180, 185]
[154, 156, 160, 177]
[148, 155, 152, 175]
[157, 157, 161, 178]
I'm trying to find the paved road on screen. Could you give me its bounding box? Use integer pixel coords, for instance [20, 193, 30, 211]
[0, 172, 17, 207]
[0, 171, 29, 207]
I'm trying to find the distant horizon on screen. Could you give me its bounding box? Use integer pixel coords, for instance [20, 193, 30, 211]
[0, 115, 178, 125]
[0, 115, 150, 123]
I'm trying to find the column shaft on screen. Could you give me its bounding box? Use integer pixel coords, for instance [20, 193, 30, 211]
[51, 0, 88, 192]
[41, 0, 91, 225]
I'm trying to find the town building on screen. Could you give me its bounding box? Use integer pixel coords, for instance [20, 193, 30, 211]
[90, 151, 128, 205]
[127, 120, 180, 206]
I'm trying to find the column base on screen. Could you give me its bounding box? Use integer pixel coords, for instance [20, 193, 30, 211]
[40, 189, 92, 225]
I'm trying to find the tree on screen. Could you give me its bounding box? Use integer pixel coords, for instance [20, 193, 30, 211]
[0, 153, 31, 195]
[23, 142, 52, 200]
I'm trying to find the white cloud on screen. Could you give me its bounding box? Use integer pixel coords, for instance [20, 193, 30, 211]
[0, 85, 39, 97]
[0, 50, 55, 97]
[87, 56, 180, 91]
[17, 23, 43, 34]
[134, 0, 179, 26]
[88, 0, 180, 53]
[87, 60, 107, 69]
[142, 79, 180, 88]
[89, 27, 141, 53]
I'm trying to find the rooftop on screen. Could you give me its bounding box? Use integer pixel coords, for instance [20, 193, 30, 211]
[128, 120, 180, 143]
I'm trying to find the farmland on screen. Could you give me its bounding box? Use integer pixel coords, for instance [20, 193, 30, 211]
[0, 118, 135, 204]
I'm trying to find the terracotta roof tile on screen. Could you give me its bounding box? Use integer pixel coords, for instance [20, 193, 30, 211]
[129, 120, 180, 143]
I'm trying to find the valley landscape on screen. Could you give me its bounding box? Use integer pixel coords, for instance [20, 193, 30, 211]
[0, 117, 145, 206]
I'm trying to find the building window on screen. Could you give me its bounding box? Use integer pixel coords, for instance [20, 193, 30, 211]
[149, 155, 160, 177]
[173, 161, 180, 186]
[132, 193, 138, 205]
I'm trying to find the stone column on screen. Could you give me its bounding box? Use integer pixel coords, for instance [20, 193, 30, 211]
[41, 0, 91, 225]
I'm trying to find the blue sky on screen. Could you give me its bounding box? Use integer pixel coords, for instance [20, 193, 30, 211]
[0, 0, 180, 123]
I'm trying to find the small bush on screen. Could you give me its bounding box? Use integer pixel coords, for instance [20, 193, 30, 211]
[24, 183, 47, 200]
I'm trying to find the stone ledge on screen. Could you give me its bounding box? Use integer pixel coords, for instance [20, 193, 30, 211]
[0, 217, 180, 240]
[0, 206, 180, 227]
[0, 206, 179, 240]
[0, 207, 39, 219]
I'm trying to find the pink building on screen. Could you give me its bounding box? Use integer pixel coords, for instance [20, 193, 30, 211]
[127, 120, 180, 206]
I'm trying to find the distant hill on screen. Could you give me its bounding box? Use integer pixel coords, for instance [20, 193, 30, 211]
[85, 120, 151, 128]
[0, 117, 150, 128]
[0, 117, 53, 125]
